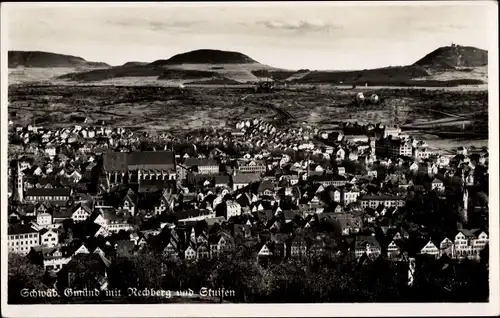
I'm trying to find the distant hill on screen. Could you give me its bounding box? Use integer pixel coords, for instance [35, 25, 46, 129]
[149, 49, 258, 66]
[57, 49, 269, 82]
[121, 61, 149, 67]
[8, 51, 109, 68]
[50, 45, 487, 86]
[414, 45, 488, 70]
[292, 45, 488, 86]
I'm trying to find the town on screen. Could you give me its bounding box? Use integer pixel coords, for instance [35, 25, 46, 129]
[7, 114, 490, 303]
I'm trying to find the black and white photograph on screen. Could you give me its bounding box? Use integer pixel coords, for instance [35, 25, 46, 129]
[1, 1, 499, 317]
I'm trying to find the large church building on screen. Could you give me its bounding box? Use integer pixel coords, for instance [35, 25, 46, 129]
[102, 151, 177, 186]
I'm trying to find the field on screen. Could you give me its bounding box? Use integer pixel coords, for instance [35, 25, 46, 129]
[7, 84, 488, 142]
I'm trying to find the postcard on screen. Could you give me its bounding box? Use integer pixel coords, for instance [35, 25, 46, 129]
[1, 1, 498, 317]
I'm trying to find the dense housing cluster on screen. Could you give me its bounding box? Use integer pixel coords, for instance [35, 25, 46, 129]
[7, 116, 489, 301]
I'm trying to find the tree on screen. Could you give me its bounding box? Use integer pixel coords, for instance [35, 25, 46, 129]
[207, 255, 267, 302]
[108, 251, 163, 295]
[8, 254, 46, 304]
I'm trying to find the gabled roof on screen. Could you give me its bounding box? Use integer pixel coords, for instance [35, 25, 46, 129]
[431, 178, 444, 184]
[257, 180, 274, 193]
[8, 224, 38, 235]
[355, 235, 381, 250]
[232, 174, 261, 184]
[183, 158, 219, 167]
[103, 151, 175, 172]
[26, 187, 71, 197]
[214, 175, 231, 185]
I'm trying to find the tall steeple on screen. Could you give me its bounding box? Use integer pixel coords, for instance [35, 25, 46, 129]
[15, 160, 24, 202]
[462, 188, 469, 224]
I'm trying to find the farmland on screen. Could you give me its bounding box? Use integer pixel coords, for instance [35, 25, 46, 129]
[8, 84, 488, 142]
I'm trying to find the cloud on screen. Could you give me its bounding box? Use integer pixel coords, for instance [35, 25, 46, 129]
[261, 20, 343, 33]
[417, 24, 467, 32]
[106, 18, 197, 31]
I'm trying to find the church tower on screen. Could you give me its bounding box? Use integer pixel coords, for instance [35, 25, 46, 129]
[462, 188, 469, 224]
[15, 160, 24, 202]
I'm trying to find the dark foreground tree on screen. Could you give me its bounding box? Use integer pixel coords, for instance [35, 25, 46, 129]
[8, 254, 46, 304]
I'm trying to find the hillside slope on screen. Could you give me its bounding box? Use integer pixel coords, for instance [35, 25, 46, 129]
[8, 51, 109, 68]
[414, 45, 488, 70]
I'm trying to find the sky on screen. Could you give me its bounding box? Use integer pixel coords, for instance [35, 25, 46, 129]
[4, 2, 495, 70]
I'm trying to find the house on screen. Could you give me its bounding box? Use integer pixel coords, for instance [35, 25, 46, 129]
[237, 160, 266, 174]
[289, 237, 308, 259]
[332, 214, 362, 236]
[232, 174, 260, 191]
[310, 174, 347, 187]
[214, 175, 231, 188]
[308, 239, 326, 257]
[71, 203, 92, 223]
[45, 144, 57, 158]
[31, 245, 72, 272]
[183, 158, 220, 175]
[163, 238, 180, 259]
[8, 224, 40, 255]
[335, 148, 346, 161]
[257, 180, 275, 197]
[154, 189, 176, 215]
[358, 195, 405, 209]
[431, 178, 445, 191]
[52, 207, 74, 225]
[388, 138, 412, 157]
[354, 236, 382, 259]
[121, 188, 137, 216]
[439, 237, 454, 258]
[454, 229, 488, 259]
[257, 243, 274, 258]
[176, 209, 216, 223]
[25, 188, 72, 203]
[280, 174, 299, 186]
[196, 243, 210, 259]
[39, 228, 59, 248]
[35, 212, 53, 229]
[93, 209, 134, 233]
[342, 189, 360, 205]
[387, 240, 403, 259]
[184, 244, 197, 260]
[209, 232, 235, 258]
[225, 201, 242, 219]
[414, 147, 434, 161]
[67, 170, 82, 183]
[60, 252, 110, 290]
[420, 240, 440, 259]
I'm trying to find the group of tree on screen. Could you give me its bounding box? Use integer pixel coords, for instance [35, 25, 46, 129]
[9, 246, 489, 304]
